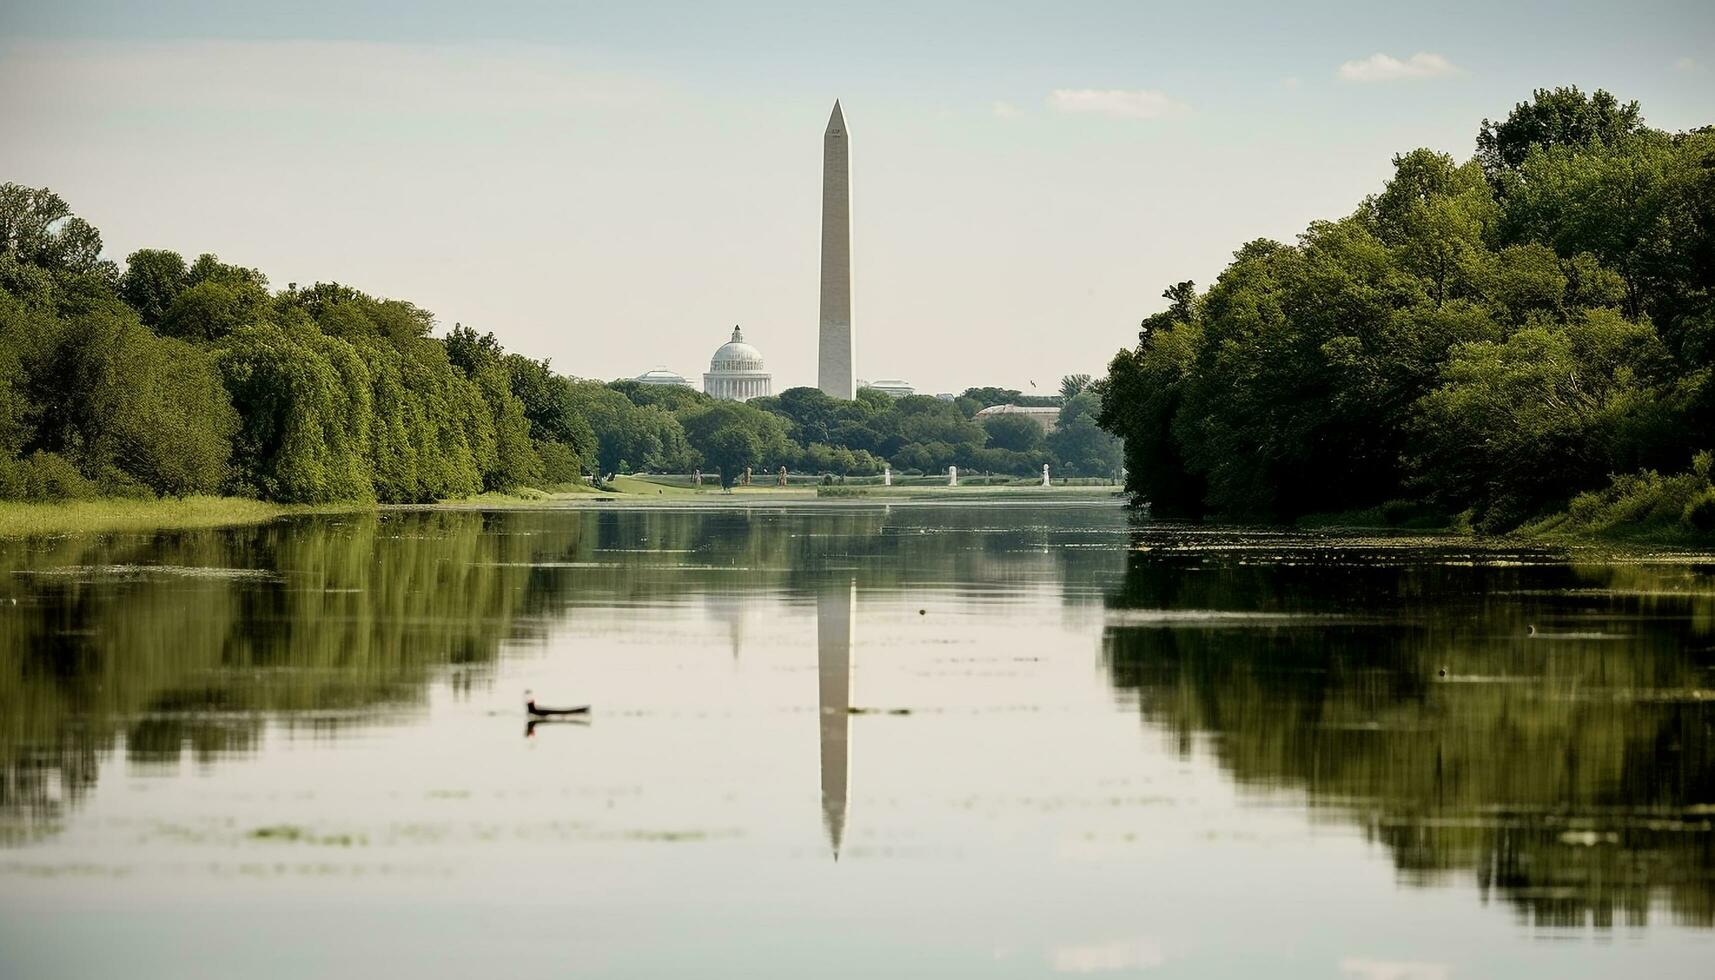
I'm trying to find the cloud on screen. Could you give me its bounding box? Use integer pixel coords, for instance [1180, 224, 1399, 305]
[1339, 957, 1451, 980]
[1337, 52, 1461, 82]
[992, 100, 1021, 118]
[0, 38, 661, 119]
[1052, 938, 1165, 973]
[1281, 76, 1303, 91]
[1047, 88, 1189, 120]
[1675, 56, 1702, 73]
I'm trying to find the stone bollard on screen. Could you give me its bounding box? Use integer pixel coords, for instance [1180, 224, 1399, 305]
[948, 465, 958, 488]
[883, 465, 891, 487]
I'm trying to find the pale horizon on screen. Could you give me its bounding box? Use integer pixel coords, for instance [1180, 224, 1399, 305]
[2, 1, 1711, 393]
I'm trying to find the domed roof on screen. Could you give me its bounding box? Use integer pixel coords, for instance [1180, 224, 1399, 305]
[709, 325, 766, 373]
[635, 366, 691, 387]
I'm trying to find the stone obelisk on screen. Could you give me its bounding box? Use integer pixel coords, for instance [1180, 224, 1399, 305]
[818, 101, 854, 399]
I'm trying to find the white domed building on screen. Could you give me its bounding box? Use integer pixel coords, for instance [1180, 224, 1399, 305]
[634, 367, 693, 388]
[703, 325, 772, 402]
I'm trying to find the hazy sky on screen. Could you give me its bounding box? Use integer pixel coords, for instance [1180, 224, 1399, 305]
[3, 2, 1712, 394]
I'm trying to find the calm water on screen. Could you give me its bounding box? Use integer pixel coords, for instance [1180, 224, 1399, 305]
[1, 501, 1712, 978]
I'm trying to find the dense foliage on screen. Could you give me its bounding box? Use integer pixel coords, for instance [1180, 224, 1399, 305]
[586, 379, 1119, 488]
[1100, 88, 1714, 532]
[0, 185, 593, 504]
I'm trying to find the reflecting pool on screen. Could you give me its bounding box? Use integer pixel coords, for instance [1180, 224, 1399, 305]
[1, 502, 1711, 977]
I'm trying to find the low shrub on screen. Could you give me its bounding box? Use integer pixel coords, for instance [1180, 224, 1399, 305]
[1523, 451, 1715, 540]
[18, 451, 97, 501]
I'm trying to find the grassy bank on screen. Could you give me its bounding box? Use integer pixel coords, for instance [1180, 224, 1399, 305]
[1294, 460, 1715, 547]
[0, 496, 369, 538]
[1518, 458, 1715, 545]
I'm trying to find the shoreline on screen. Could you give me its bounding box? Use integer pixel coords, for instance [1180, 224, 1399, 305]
[0, 496, 373, 539]
[415, 482, 1126, 511]
[0, 483, 1124, 538]
[3, 488, 1711, 552]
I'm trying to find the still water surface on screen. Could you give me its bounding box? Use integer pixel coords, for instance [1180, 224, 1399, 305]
[1, 501, 1712, 977]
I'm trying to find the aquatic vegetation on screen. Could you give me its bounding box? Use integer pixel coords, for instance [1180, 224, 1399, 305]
[248, 825, 365, 847]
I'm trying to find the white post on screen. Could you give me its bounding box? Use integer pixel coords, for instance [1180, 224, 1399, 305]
[1042, 463, 1051, 488]
[883, 466, 891, 487]
[948, 465, 958, 488]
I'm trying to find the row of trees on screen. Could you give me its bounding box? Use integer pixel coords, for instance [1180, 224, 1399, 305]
[1099, 88, 1714, 532]
[566, 375, 1120, 487]
[0, 185, 594, 504]
[0, 183, 1120, 502]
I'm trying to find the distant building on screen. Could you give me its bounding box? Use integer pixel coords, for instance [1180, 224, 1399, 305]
[935, 393, 957, 402]
[859, 378, 914, 398]
[634, 367, 693, 388]
[975, 403, 1060, 432]
[704, 325, 773, 401]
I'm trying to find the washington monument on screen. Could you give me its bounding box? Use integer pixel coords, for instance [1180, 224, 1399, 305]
[818, 101, 854, 399]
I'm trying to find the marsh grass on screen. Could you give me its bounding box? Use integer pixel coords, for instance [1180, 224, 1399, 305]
[0, 496, 369, 539]
[1524, 453, 1715, 544]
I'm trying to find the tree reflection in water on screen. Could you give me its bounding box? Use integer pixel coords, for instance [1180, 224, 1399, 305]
[0, 502, 1114, 846]
[9, 505, 1709, 934]
[1103, 526, 1715, 929]
[0, 511, 565, 844]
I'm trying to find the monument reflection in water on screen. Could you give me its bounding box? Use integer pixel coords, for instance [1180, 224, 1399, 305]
[818, 579, 853, 859]
[1, 502, 1713, 978]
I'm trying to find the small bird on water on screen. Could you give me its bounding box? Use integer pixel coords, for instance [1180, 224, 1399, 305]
[524, 689, 590, 717]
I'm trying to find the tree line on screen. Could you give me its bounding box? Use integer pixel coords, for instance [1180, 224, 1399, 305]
[536, 373, 1118, 487]
[0, 185, 1119, 502]
[1098, 87, 1714, 536]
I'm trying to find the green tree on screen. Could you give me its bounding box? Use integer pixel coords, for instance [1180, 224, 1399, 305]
[1058, 374, 1093, 400]
[216, 324, 377, 503]
[1477, 86, 1644, 187]
[1049, 390, 1122, 477]
[0, 183, 113, 280]
[118, 249, 189, 329]
[1412, 309, 1678, 528]
[505, 354, 597, 478]
[6, 293, 236, 496]
[980, 412, 1043, 453]
[679, 400, 791, 485]
[764, 386, 843, 446]
[1099, 303, 1205, 514]
[1499, 128, 1712, 333]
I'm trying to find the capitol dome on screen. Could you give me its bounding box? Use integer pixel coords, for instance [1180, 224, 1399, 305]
[703, 325, 772, 401]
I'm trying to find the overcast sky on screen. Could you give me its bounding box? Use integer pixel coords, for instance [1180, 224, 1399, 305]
[3, 1, 1712, 394]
